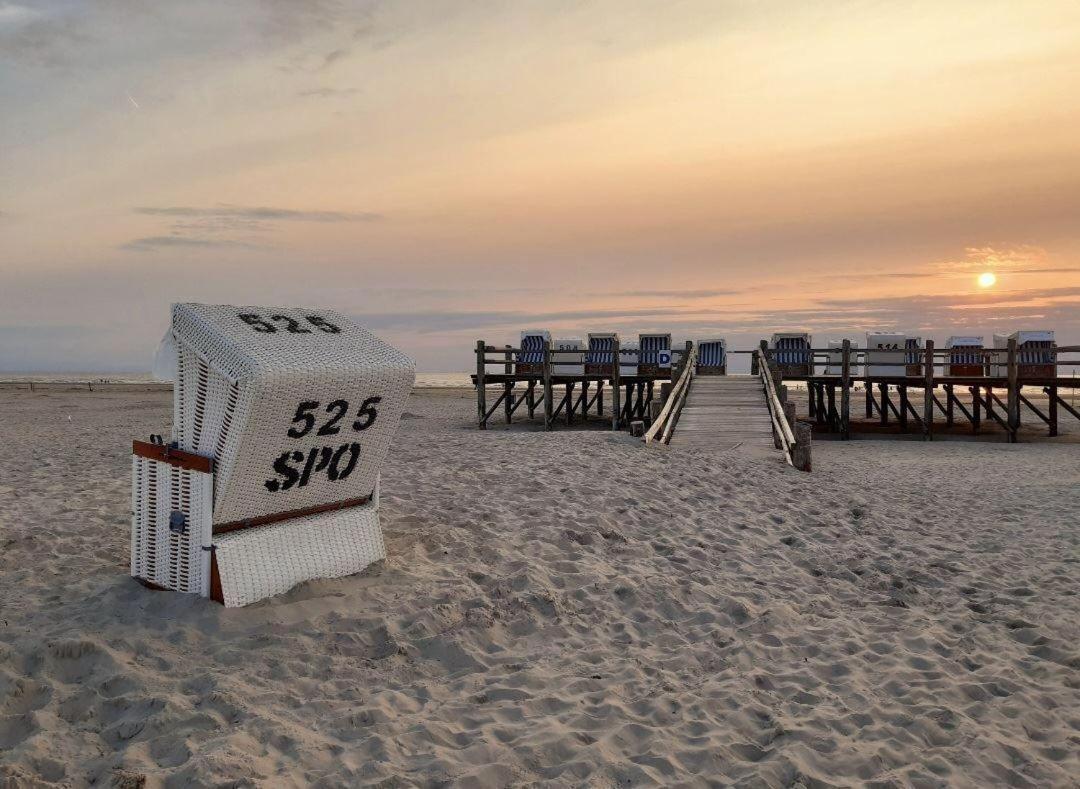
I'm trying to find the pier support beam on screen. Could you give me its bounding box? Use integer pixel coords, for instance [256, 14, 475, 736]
[923, 341, 934, 440]
[504, 345, 514, 424]
[1048, 385, 1058, 437]
[840, 339, 851, 440]
[476, 339, 487, 430]
[611, 338, 621, 431]
[543, 340, 553, 431]
[971, 386, 981, 433]
[1006, 338, 1019, 443]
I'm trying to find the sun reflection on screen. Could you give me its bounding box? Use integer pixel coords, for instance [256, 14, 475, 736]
[977, 272, 997, 288]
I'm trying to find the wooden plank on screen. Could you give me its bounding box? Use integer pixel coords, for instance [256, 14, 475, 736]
[132, 440, 213, 474]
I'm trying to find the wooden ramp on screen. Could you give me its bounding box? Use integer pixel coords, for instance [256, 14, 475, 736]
[668, 375, 777, 452]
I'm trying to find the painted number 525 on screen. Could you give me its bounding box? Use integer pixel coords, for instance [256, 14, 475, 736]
[286, 397, 382, 438]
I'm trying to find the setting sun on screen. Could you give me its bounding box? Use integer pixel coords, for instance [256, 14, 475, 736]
[978, 272, 997, 288]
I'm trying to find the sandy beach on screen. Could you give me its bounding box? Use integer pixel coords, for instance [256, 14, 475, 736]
[1, 386, 1078, 787]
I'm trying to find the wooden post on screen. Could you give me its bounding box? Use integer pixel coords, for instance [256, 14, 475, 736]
[864, 381, 873, 418]
[629, 420, 645, 438]
[841, 339, 851, 440]
[543, 339, 553, 431]
[971, 386, 981, 433]
[581, 381, 590, 418]
[526, 380, 536, 418]
[826, 384, 837, 430]
[1048, 385, 1058, 437]
[923, 340, 934, 440]
[649, 399, 663, 423]
[611, 338, 621, 431]
[504, 345, 513, 424]
[899, 386, 908, 431]
[792, 421, 812, 472]
[945, 383, 954, 425]
[1007, 337, 1019, 443]
[783, 400, 796, 431]
[779, 384, 788, 405]
[597, 380, 604, 416]
[565, 381, 575, 425]
[879, 383, 889, 425]
[476, 340, 487, 430]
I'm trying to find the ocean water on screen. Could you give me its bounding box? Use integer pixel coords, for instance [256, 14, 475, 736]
[0, 371, 475, 388]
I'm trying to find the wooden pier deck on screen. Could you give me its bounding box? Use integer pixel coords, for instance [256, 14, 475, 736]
[668, 376, 777, 452]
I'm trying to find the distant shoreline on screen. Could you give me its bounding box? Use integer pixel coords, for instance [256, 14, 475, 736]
[0, 380, 475, 392]
[0, 372, 475, 391]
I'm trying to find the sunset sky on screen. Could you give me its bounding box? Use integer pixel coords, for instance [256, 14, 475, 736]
[3, 0, 1080, 371]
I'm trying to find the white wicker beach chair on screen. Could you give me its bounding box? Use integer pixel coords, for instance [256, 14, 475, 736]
[132, 303, 415, 607]
[552, 338, 585, 376]
[994, 330, 1056, 378]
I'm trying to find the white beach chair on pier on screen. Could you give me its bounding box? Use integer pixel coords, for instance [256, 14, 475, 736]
[552, 338, 585, 376]
[866, 332, 919, 377]
[993, 331, 1056, 378]
[825, 339, 860, 376]
[131, 303, 415, 607]
[619, 340, 640, 377]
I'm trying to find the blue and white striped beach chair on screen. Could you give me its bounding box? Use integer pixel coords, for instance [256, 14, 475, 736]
[946, 336, 984, 377]
[638, 333, 672, 375]
[904, 337, 923, 376]
[585, 333, 618, 376]
[1003, 330, 1056, 378]
[770, 333, 812, 377]
[517, 329, 550, 376]
[696, 339, 727, 375]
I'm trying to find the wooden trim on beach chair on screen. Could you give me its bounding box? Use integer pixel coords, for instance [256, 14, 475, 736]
[132, 440, 214, 474]
[212, 494, 373, 535]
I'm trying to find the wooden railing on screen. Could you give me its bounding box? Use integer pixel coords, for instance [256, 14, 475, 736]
[765, 340, 1080, 442]
[756, 349, 797, 466]
[642, 344, 697, 444]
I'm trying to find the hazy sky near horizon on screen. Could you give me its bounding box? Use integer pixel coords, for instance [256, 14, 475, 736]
[3, 0, 1080, 371]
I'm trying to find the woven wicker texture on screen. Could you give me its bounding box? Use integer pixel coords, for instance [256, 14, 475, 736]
[131, 456, 214, 596]
[212, 497, 386, 607]
[168, 303, 415, 525]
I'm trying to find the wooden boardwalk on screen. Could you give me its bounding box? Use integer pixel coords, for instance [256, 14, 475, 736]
[668, 375, 777, 452]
